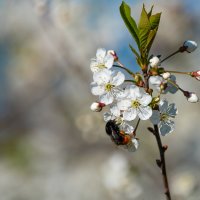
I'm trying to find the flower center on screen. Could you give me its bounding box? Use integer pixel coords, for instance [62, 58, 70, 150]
[105, 83, 114, 92]
[160, 113, 169, 122]
[98, 63, 106, 69]
[131, 100, 140, 108]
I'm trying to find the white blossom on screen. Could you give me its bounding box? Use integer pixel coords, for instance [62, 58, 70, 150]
[150, 100, 178, 136]
[117, 85, 152, 121]
[91, 69, 125, 105]
[149, 75, 178, 94]
[149, 56, 160, 67]
[183, 40, 197, 53]
[90, 48, 114, 73]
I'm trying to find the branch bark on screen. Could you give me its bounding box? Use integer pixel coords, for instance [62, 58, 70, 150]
[153, 125, 172, 200]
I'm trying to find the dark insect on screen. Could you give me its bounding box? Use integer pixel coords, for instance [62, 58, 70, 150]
[105, 120, 131, 145]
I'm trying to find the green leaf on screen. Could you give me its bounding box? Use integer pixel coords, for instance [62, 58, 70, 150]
[147, 5, 154, 18]
[120, 1, 140, 48]
[129, 44, 140, 58]
[149, 13, 161, 29]
[145, 29, 157, 52]
[139, 28, 150, 51]
[138, 4, 151, 30]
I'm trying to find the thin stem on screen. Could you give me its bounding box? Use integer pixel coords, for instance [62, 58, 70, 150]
[153, 125, 171, 200]
[166, 70, 191, 75]
[133, 118, 140, 136]
[125, 79, 136, 83]
[167, 79, 186, 93]
[161, 49, 180, 63]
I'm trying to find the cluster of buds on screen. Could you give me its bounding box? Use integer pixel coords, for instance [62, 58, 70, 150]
[89, 2, 199, 152]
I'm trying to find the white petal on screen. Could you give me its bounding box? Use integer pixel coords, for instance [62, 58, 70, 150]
[159, 100, 168, 113]
[167, 103, 178, 117]
[149, 76, 163, 86]
[96, 48, 106, 60]
[159, 121, 174, 136]
[137, 106, 152, 120]
[123, 108, 137, 121]
[111, 71, 125, 86]
[91, 84, 105, 95]
[104, 54, 114, 69]
[128, 85, 142, 99]
[138, 93, 152, 106]
[164, 75, 178, 94]
[90, 59, 99, 73]
[170, 75, 176, 82]
[103, 112, 113, 122]
[150, 110, 160, 124]
[114, 88, 127, 100]
[100, 92, 114, 105]
[93, 70, 111, 85]
[187, 93, 199, 103]
[161, 72, 171, 80]
[121, 122, 134, 134]
[110, 104, 120, 117]
[117, 99, 131, 110]
[126, 138, 139, 152]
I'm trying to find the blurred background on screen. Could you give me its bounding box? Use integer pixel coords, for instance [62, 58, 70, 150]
[0, 0, 199, 199]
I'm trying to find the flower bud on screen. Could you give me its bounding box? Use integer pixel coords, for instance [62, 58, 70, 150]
[191, 70, 200, 81]
[149, 56, 160, 67]
[161, 72, 171, 80]
[183, 91, 199, 103]
[183, 40, 197, 53]
[107, 50, 118, 61]
[90, 102, 105, 112]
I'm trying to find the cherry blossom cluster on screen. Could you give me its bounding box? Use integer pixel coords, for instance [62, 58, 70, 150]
[89, 39, 199, 152]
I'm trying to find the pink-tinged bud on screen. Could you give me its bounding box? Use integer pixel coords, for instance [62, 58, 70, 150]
[183, 40, 197, 53]
[90, 102, 105, 112]
[161, 72, 171, 80]
[107, 50, 118, 61]
[183, 91, 199, 103]
[191, 71, 200, 81]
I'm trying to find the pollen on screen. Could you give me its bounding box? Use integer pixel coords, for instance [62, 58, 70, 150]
[131, 100, 140, 108]
[160, 113, 169, 122]
[105, 83, 114, 92]
[98, 63, 106, 69]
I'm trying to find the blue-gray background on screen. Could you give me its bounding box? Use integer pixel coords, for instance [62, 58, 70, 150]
[0, 0, 199, 200]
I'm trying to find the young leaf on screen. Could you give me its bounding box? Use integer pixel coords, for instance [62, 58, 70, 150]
[146, 29, 157, 53]
[139, 28, 150, 51]
[138, 4, 150, 30]
[120, 1, 140, 48]
[150, 13, 161, 29]
[147, 5, 154, 18]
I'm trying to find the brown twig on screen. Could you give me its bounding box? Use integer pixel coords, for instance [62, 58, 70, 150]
[153, 125, 172, 200]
